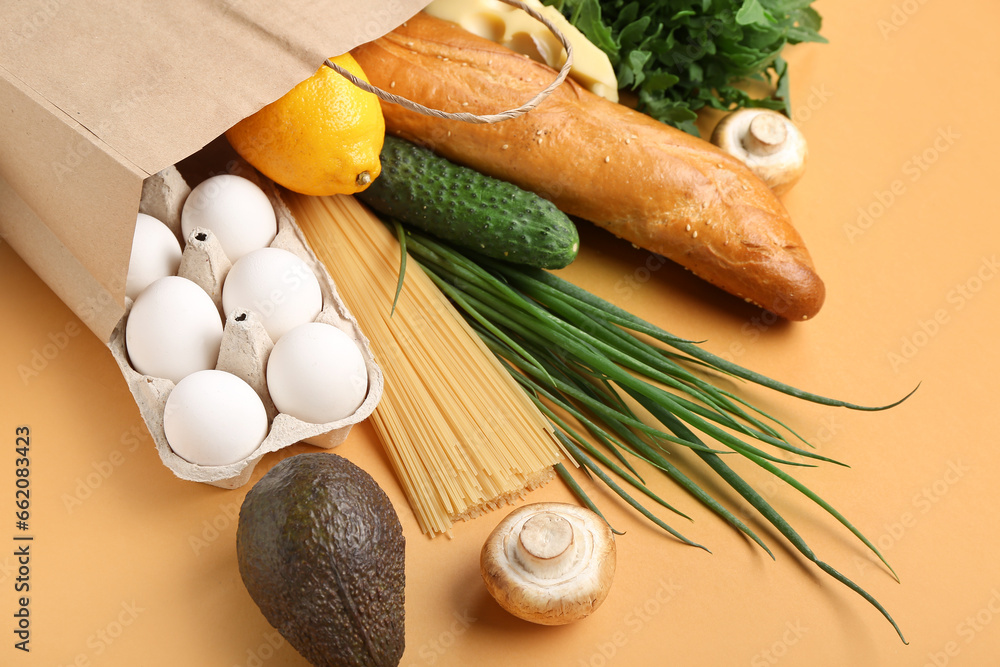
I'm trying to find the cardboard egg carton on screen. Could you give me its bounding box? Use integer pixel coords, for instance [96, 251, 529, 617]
[107, 161, 384, 489]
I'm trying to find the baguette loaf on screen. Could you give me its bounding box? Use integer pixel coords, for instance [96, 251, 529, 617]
[352, 13, 825, 320]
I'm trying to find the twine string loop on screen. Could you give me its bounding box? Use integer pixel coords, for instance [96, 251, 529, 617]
[325, 0, 574, 124]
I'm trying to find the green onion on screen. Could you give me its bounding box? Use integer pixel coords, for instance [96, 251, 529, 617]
[394, 222, 912, 643]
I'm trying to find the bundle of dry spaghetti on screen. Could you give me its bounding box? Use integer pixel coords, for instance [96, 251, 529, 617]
[289, 193, 563, 536]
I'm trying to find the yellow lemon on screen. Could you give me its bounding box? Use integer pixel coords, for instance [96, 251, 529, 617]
[226, 53, 385, 196]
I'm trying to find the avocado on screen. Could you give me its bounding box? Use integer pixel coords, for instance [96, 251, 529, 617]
[236, 453, 405, 667]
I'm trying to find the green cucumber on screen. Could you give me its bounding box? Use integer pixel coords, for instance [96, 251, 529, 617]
[358, 135, 579, 269]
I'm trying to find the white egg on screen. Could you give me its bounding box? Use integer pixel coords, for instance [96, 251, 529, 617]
[126, 213, 183, 300]
[266, 322, 368, 424]
[125, 276, 223, 383]
[180, 174, 277, 262]
[222, 247, 323, 342]
[163, 370, 268, 466]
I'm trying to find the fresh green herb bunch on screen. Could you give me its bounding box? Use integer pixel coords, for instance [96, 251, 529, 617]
[390, 221, 911, 642]
[542, 0, 827, 135]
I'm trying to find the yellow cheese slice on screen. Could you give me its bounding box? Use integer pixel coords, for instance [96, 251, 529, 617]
[424, 0, 619, 103]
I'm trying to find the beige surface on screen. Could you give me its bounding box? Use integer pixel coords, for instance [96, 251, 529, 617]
[2, 1, 999, 665]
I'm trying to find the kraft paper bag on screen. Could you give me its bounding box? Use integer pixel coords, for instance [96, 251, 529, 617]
[0, 0, 430, 342]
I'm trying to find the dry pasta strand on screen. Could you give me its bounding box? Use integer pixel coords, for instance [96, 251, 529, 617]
[288, 193, 562, 536]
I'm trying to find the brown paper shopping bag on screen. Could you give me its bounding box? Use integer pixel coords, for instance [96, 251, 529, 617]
[0, 0, 430, 342]
[0, 0, 430, 485]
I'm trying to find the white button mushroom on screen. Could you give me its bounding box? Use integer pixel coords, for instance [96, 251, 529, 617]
[710, 108, 808, 196]
[480, 502, 616, 625]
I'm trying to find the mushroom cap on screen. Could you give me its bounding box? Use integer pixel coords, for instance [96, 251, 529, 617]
[480, 502, 616, 625]
[711, 108, 808, 196]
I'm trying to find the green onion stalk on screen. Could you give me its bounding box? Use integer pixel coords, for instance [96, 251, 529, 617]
[391, 221, 913, 643]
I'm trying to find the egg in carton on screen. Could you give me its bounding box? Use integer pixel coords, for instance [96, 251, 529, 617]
[107, 161, 384, 489]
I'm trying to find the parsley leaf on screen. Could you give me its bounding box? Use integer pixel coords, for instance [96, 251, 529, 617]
[543, 0, 826, 136]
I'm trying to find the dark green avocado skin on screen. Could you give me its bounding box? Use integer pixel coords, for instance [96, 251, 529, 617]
[237, 453, 405, 667]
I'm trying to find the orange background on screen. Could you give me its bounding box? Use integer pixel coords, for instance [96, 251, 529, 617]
[2, 1, 999, 665]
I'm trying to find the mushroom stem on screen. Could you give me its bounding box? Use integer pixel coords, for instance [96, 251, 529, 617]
[743, 113, 787, 157]
[514, 512, 575, 578]
[481, 502, 616, 625]
[711, 108, 808, 196]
